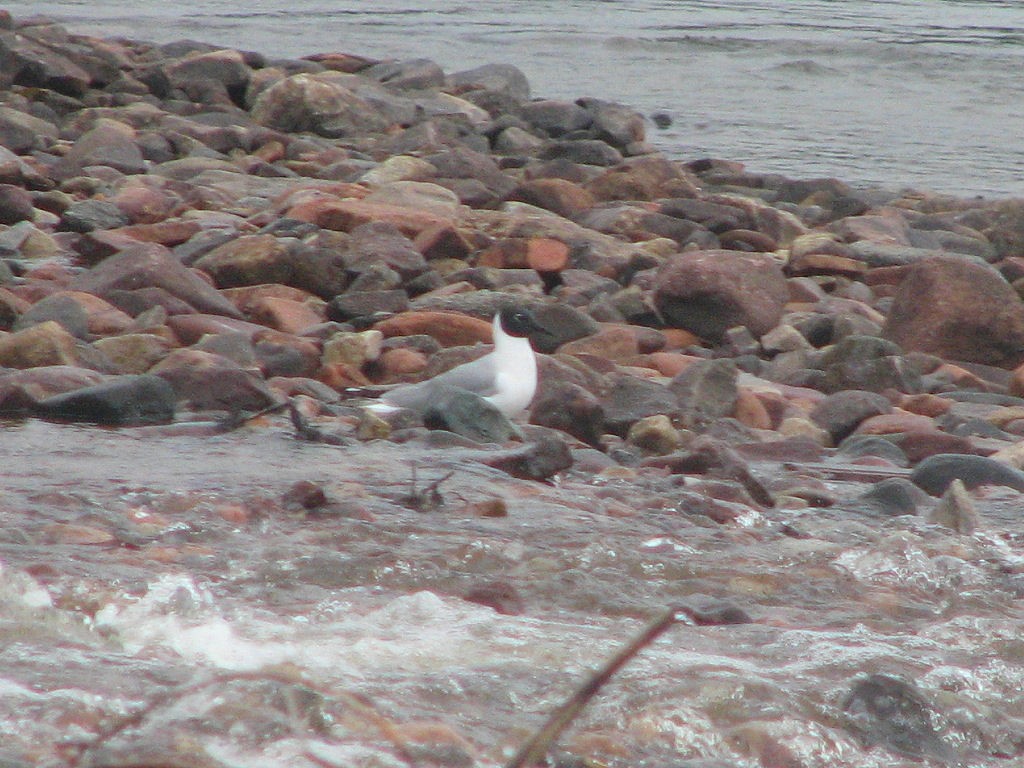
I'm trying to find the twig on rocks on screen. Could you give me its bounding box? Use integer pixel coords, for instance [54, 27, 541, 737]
[403, 463, 455, 512]
[504, 605, 689, 768]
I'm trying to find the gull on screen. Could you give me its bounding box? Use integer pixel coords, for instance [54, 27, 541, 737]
[367, 306, 542, 418]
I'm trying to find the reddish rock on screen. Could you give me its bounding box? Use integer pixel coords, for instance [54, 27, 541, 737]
[378, 347, 428, 378]
[896, 431, 986, 464]
[166, 314, 268, 345]
[586, 155, 699, 201]
[414, 223, 473, 261]
[69, 244, 243, 319]
[733, 388, 773, 430]
[0, 321, 80, 368]
[0, 183, 35, 224]
[653, 250, 789, 343]
[59, 118, 146, 176]
[193, 234, 293, 288]
[854, 410, 934, 436]
[151, 349, 278, 411]
[250, 73, 389, 137]
[56, 291, 134, 336]
[373, 311, 492, 347]
[559, 325, 639, 363]
[286, 197, 449, 238]
[526, 237, 570, 273]
[246, 296, 324, 335]
[505, 178, 596, 218]
[883, 255, 1024, 368]
[108, 220, 202, 247]
[645, 352, 696, 378]
[110, 181, 180, 224]
[899, 393, 954, 418]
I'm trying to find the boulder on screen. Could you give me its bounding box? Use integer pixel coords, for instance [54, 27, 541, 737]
[33, 374, 176, 426]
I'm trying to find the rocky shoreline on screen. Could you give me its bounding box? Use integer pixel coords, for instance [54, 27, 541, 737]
[3, 11, 1024, 510]
[4, 10, 1024, 767]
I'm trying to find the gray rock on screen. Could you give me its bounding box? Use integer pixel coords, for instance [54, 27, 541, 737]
[530, 381, 605, 447]
[0, 105, 59, 153]
[449, 63, 530, 101]
[422, 386, 518, 443]
[911, 453, 1024, 496]
[810, 389, 893, 443]
[669, 358, 738, 429]
[482, 434, 574, 480]
[0, 183, 34, 225]
[857, 477, 928, 516]
[59, 199, 130, 233]
[13, 293, 90, 339]
[33, 374, 176, 426]
[600, 372, 679, 437]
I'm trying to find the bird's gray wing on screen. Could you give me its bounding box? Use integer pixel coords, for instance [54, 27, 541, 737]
[380, 354, 498, 411]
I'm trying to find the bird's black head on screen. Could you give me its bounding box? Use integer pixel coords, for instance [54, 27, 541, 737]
[498, 306, 543, 338]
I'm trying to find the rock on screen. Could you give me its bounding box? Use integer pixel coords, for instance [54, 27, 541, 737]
[327, 289, 409, 322]
[0, 320, 80, 368]
[422, 386, 518, 443]
[14, 293, 90, 339]
[505, 178, 596, 219]
[928, 479, 979, 534]
[60, 118, 146, 176]
[835, 434, 908, 466]
[600, 373, 679, 437]
[883, 255, 1024, 368]
[810, 390, 892, 444]
[0, 183, 34, 224]
[911, 453, 1024, 496]
[529, 381, 604, 447]
[374, 311, 492, 347]
[668, 358, 738, 429]
[644, 435, 774, 507]
[0, 105, 59, 153]
[69, 244, 243, 319]
[449, 63, 530, 102]
[540, 139, 623, 167]
[653, 250, 788, 343]
[0, 365, 106, 414]
[251, 73, 389, 137]
[363, 57, 445, 90]
[856, 477, 929, 516]
[843, 675, 957, 763]
[518, 99, 591, 137]
[59, 199, 130, 232]
[165, 48, 251, 103]
[151, 349, 279, 412]
[33, 374, 176, 426]
[627, 414, 684, 455]
[0, 221, 60, 259]
[482, 434, 574, 480]
[92, 333, 172, 374]
[818, 335, 922, 394]
[578, 97, 646, 147]
[345, 221, 429, 280]
[193, 233, 294, 288]
[288, 196, 449, 239]
[559, 325, 639, 363]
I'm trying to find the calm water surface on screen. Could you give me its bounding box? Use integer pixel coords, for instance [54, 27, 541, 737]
[10, 0, 1024, 197]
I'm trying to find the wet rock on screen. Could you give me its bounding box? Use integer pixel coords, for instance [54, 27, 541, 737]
[835, 434, 909, 466]
[529, 381, 605, 447]
[843, 674, 957, 763]
[482, 434, 574, 480]
[653, 250, 788, 343]
[675, 595, 753, 626]
[0, 183, 34, 224]
[911, 453, 1024, 496]
[668, 358, 738, 429]
[70, 244, 244, 319]
[928, 478, 979, 534]
[422, 387, 518, 443]
[856, 477, 929, 516]
[250, 73, 389, 137]
[0, 365, 106, 414]
[883, 255, 1024, 368]
[644, 435, 774, 507]
[463, 579, 524, 615]
[33, 373, 176, 426]
[0, 320, 80, 368]
[152, 348, 279, 412]
[600, 373, 679, 437]
[810, 389, 892, 444]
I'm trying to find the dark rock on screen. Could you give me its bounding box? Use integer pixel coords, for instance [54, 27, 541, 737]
[530, 303, 600, 354]
[463, 580, 525, 615]
[152, 348, 279, 412]
[911, 453, 1024, 496]
[669, 358, 738, 429]
[600, 373, 679, 437]
[59, 198, 129, 233]
[70, 244, 244, 319]
[346, 221, 429, 281]
[883, 255, 1024, 368]
[843, 674, 958, 763]
[0, 105, 59, 153]
[835, 434, 909, 466]
[422, 386, 518, 443]
[0, 27, 91, 96]
[817, 336, 923, 395]
[0, 183, 34, 224]
[675, 595, 752, 626]
[327, 289, 410, 322]
[33, 374, 176, 426]
[810, 389, 893, 443]
[530, 382, 605, 447]
[518, 99, 591, 137]
[539, 139, 623, 167]
[643, 435, 774, 507]
[0, 365, 106, 415]
[653, 250, 788, 343]
[482, 434, 574, 480]
[856, 477, 929, 516]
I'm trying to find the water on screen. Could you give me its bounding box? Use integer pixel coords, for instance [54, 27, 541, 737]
[2, 419, 1023, 766]
[9, 1, 1024, 197]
